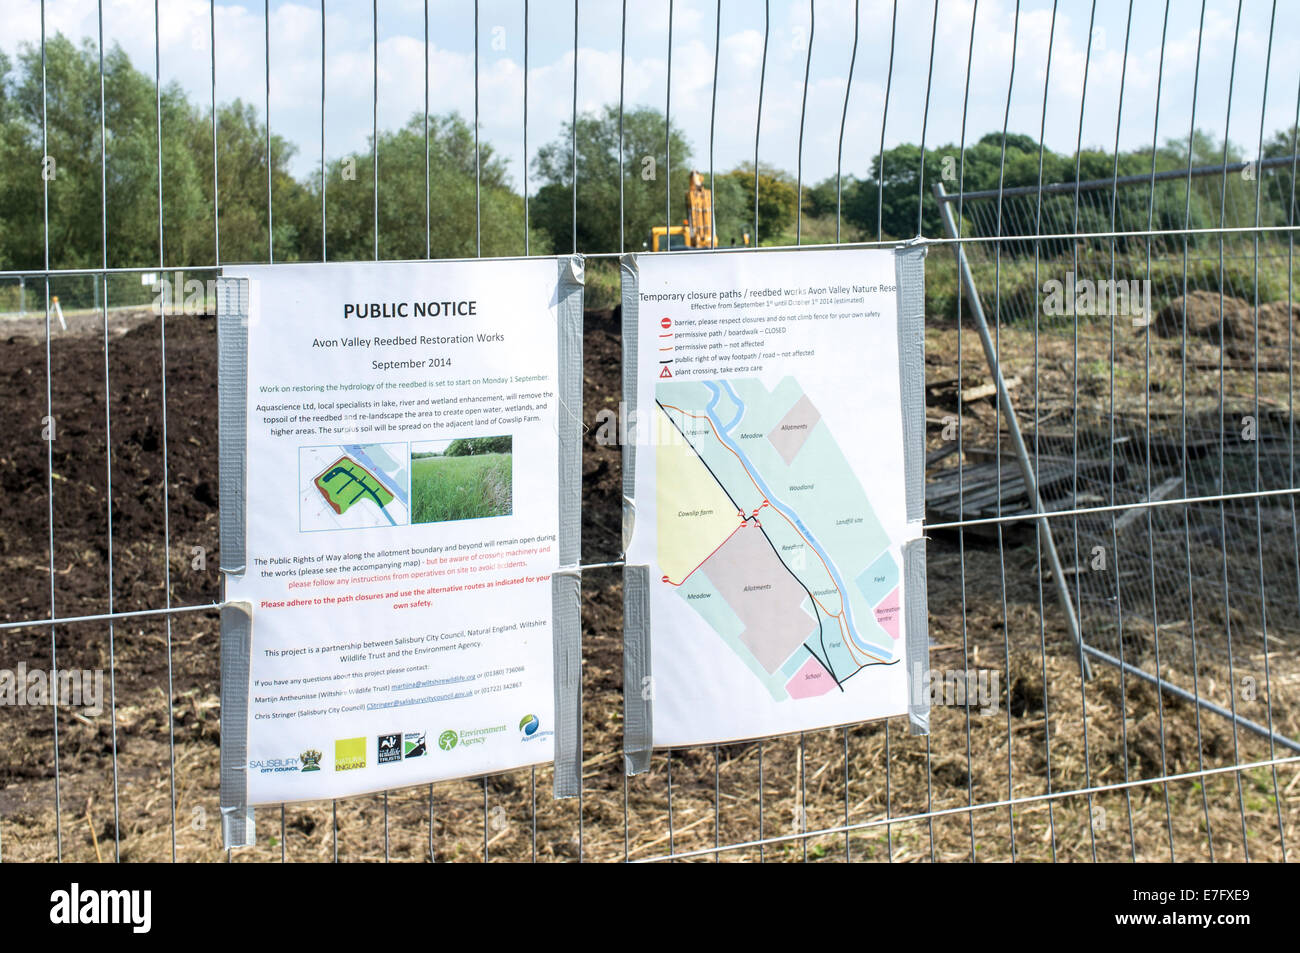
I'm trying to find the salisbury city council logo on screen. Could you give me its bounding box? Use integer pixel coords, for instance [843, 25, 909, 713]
[438, 729, 459, 751]
[299, 749, 322, 772]
[519, 714, 540, 738]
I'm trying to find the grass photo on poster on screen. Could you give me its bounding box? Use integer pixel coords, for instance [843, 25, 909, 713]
[410, 435, 513, 524]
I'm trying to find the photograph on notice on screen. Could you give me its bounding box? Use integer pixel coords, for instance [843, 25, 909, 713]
[410, 436, 513, 524]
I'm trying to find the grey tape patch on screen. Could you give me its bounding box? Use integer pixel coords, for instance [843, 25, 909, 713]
[550, 256, 584, 800]
[551, 571, 582, 799]
[216, 276, 249, 574]
[903, 538, 931, 736]
[220, 600, 255, 847]
[556, 256, 584, 567]
[895, 245, 928, 524]
[622, 564, 653, 775]
[620, 255, 640, 554]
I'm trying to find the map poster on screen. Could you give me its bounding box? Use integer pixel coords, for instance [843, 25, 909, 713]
[217, 259, 581, 815]
[622, 247, 927, 753]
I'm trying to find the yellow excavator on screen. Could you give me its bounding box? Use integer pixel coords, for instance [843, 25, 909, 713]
[648, 171, 749, 251]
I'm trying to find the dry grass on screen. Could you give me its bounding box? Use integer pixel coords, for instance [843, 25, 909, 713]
[1, 312, 1296, 862]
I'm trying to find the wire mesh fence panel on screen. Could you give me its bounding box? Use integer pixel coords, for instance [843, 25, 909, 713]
[0, 0, 1297, 863]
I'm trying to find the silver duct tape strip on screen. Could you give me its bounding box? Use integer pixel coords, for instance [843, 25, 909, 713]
[619, 257, 653, 775]
[894, 245, 928, 524]
[551, 571, 583, 799]
[220, 600, 255, 847]
[556, 255, 585, 567]
[622, 564, 653, 775]
[619, 255, 640, 553]
[551, 256, 584, 800]
[216, 275, 249, 574]
[903, 538, 931, 736]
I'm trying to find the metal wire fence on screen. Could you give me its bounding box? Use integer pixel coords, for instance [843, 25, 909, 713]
[0, 0, 1298, 863]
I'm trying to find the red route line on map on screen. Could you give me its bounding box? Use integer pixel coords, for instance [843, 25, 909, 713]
[661, 523, 745, 588]
[659, 403, 888, 667]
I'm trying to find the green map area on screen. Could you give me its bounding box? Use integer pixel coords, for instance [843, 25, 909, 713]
[314, 456, 395, 515]
[656, 377, 902, 703]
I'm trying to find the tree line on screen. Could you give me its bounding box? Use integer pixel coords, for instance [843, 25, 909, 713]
[2, 33, 1295, 307]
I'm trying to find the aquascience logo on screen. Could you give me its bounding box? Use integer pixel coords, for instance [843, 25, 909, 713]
[518, 713, 553, 744]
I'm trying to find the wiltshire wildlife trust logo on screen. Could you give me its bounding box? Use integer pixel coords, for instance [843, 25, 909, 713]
[299, 749, 323, 772]
[49, 883, 151, 933]
[378, 733, 402, 764]
[334, 736, 366, 771]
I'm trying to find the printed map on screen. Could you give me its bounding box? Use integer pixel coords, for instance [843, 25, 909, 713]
[656, 378, 901, 701]
[299, 443, 410, 531]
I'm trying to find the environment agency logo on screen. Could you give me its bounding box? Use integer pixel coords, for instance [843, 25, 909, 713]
[334, 736, 366, 771]
[519, 713, 540, 738]
[299, 748, 322, 772]
[438, 729, 459, 751]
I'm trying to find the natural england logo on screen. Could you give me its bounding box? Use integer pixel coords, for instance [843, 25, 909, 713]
[334, 737, 366, 771]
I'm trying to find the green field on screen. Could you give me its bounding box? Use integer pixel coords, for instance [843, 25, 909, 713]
[411, 452, 512, 524]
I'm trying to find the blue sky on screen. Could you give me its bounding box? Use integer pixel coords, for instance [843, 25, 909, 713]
[5, 0, 1298, 192]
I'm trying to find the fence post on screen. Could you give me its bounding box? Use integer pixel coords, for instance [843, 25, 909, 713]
[932, 181, 1091, 680]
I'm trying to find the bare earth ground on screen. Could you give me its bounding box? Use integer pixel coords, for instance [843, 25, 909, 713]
[0, 303, 1296, 862]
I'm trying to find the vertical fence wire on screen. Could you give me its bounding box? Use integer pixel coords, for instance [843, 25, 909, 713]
[956, 0, 979, 863]
[1058, 0, 1099, 863]
[96, 0, 122, 866]
[1102, 0, 1136, 862]
[1251, 0, 1288, 861]
[154, 0, 179, 866]
[39, 0, 63, 864]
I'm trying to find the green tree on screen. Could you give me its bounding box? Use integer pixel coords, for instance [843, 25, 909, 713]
[314, 113, 543, 261]
[716, 164, 797, 244]
[1, 35, 210, 273]
[531, 105, 693, 254]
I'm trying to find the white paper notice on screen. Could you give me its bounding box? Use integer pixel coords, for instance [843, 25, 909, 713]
[224, 260, 566, 804]
[626, 248, 920, 747]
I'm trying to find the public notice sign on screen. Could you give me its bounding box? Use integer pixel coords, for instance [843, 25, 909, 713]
[621, 247, 929, 760]
[216, 259, 582, 821]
